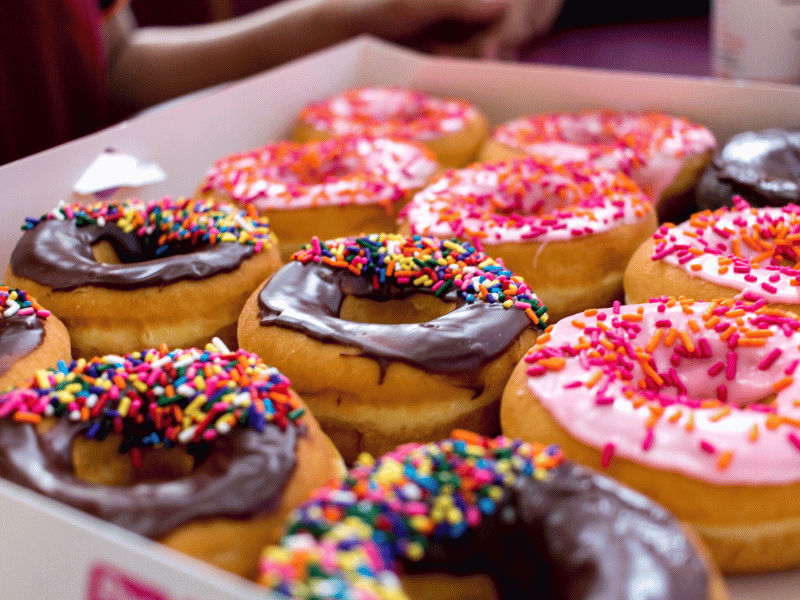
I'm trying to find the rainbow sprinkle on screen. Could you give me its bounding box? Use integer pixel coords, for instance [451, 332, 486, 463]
[0, 345, 304, 458]
[23, 197, 276, 255]
[292, 233, 548, 325]
[260, 432, 564, 599]
[0, 286, 50, 321]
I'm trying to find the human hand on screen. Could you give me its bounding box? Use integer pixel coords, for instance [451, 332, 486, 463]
[329, 0, 513, 41]
[475, 0, 565, 59]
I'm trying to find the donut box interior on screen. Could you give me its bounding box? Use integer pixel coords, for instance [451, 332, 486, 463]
[3, 35, 800, 600]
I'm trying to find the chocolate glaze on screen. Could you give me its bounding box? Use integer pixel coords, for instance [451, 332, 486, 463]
[0, 419, 298, 538]
[257, 261, 534, 378]
[697, 129, 800, 210]
[0, 314, 45, 376]
[403, 461, 708, 600]
[10, 219, 256, 290]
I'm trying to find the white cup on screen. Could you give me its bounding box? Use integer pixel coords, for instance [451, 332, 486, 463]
[712, 0, 800, 84]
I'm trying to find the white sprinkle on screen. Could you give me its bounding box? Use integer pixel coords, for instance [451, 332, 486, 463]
[69, 410, 82, 421]
[177, 425, 197, 444]
[3, 300, 19, 317]
[215, 420, 232, 434]
[211, 337, 230, 354]
[283, 533, 316, 550]
[176, 384, 196, 397]
[330, 490, 357, 504]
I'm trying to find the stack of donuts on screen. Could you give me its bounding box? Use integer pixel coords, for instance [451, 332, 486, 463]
[9, 82, 800, 598]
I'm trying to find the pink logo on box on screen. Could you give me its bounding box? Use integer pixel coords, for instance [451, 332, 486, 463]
[86, 563, 172, 600]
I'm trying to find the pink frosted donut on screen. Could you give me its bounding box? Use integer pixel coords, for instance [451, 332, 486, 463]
[480, 111, 716, 218]
[502, 295, 800, 573]
[400, 156, 657, 321]
[625, 197, 800, 312]
[198, 135, 439, 260]
[291, 87, 488, 168]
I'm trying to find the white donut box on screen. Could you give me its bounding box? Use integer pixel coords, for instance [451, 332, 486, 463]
[0, 36, 798, 600]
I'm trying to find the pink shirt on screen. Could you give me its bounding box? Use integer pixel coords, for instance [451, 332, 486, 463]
[0, 0, 115, 164]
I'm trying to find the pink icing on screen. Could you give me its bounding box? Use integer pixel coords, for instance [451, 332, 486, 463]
[653, 198, 800, 305]
[524, 297, 800, 485]
[490, 112, 716, 200]
[403, 156, 653, 245]
[199, 136, 438, 211]
[297, 87, 478, 141]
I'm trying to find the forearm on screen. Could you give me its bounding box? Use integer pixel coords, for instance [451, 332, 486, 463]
[107, 0, 358, 115]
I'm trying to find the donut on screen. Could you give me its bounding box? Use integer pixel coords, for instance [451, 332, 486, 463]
[5, 197, 282, 358]
[400, 156, 657, 322]
[237, 233, 547, 463]
[502, 295, 800, 573]
[291, 87, 488, 168]
[0, 344, 343, 579]
[259, 431, 728, 600]
[696, 128, 800, 211]
[0, 286, 71, 391]
[624, 197, 800, 312]
[479, 111, 716, 220]
[198, 135, 439, 261]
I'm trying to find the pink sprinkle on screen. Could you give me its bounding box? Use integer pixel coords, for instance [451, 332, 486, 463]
[700, 440, 716, 453]
[596, 396, 615, 406]
[786, 359, 799, 376]
[613, 301, 620, 314]
[642, 429, 654, 451]
[564, 381, 583, 389]
[789, 432, 800, 452]
[717, 385, 727, 403]
[762, 282, 778, 294]
[601, 442, 615, 468]
[707, 361, 724, 377]
[726, 352, 737, 380]
[758, 348, 782, 370]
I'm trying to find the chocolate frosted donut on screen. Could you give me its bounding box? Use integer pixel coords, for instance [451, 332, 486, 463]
[5, 197, 282, 357]
[0, 286, 70, 390]
[0, 346, 343, 578]
[696, 129, 800, 210]
[238, 233, 546, 462]
[259, 433, 726, 600]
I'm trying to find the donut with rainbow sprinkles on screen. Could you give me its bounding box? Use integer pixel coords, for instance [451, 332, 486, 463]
[5, 196, 282, 357]
[238, 233, 546, 463]
[503, 295, 800, 573]
[258, 431, 726, 600]
[0, 344, 343, 578]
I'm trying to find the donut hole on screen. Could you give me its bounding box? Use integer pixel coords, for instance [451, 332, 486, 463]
[91, 240, 123, 264]
[71, 434, 194, 486]
[90, 235, 201, 264]
[339, 293, 455, 325]
[283, 157, 363, 185]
